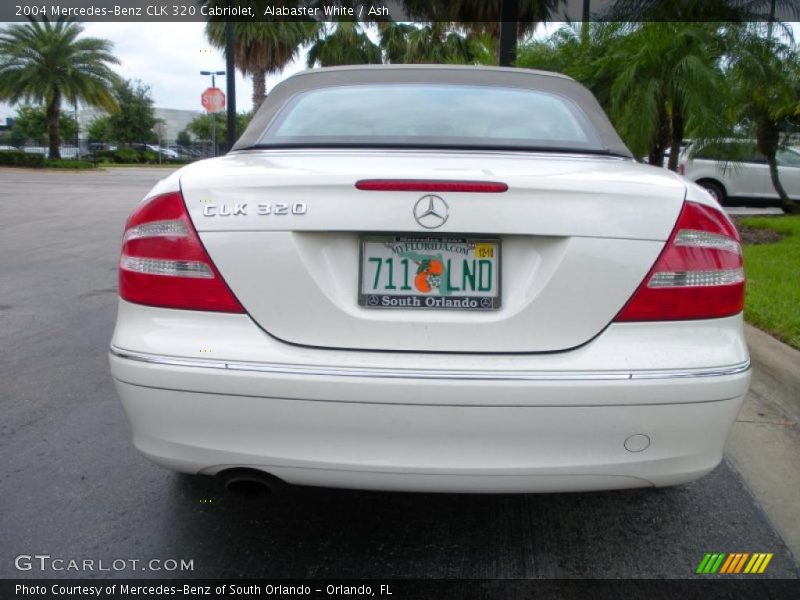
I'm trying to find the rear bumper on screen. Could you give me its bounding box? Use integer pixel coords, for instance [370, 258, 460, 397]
[109, 301, 750, 492]
[112, 371, 745, 492]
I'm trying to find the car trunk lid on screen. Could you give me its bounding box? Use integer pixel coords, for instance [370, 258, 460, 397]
[180, 150, 686, 352]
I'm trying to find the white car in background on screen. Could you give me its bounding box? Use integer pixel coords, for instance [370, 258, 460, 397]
[109, 66, 750, 494]
[19, 145, 88, 158]
[146, 144, 179, 159]
[679, 140, 800, 205]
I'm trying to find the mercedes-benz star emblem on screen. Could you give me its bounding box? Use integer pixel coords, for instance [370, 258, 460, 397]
[413, 195, 449, 229]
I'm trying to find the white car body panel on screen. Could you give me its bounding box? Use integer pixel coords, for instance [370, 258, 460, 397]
[179, 150, 686, 352]
[727, 162, 769, 198]
[113, 381, 744, 493]
[111, 301, 749, 385]
[110, 300, 749, 492]
[778, 161, 800, 197]
[685, 160, 771, 199]
[180, 151, 685, 239]
[202, 231, 663, 352]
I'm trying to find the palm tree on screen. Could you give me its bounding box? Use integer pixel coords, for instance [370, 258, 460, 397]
[516, 25, 584, 74]
[377, 22, 417, 64]
[378, 23, 490, 65]
[205, 2, 318, 110]
[516, 22, 627, 115]
[726, 31, 800, 214]
[306, 22, 381, 68]
[0, 18, 120, 159]
[404, 24, 472, 64]
[518, 22, 730, 169]
[602, 23, 726, 169]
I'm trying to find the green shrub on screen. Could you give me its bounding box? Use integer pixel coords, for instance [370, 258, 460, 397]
[92, 150, 119, 163]
[90, 148, 148, 163]
[84, 148, 192, 166]
[114, 148, 141, 163]
[44, 159, 96, 169]
[0, 151, 45, 167]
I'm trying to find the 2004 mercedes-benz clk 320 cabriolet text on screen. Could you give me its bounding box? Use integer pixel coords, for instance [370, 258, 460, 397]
[109, 65, 750, 493]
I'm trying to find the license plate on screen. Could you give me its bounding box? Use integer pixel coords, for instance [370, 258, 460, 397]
[359, 235, 501, 310]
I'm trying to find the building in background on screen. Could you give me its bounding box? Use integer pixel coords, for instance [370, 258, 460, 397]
[77, 107, 202, 140]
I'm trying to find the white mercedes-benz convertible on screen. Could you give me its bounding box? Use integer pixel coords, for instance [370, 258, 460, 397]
[110, 65, 750, 493]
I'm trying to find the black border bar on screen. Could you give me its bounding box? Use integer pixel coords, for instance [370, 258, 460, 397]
[3, 579, 800, 600]
[2, 1, 799, 23]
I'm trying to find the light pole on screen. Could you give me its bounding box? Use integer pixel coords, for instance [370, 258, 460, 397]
[767, 0, 776, 38]
[200, 70, 225, 157]
[225, 8, 236, 153]
[499, 0, 518, 66]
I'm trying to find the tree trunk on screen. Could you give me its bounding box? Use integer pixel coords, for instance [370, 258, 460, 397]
[251, 69, 267, 111]
[647, 101, 670, 167]
[667, 104, 684, 172]
[767, 154, 799, 214]
[647, 146, 666, 166]
[756, 117, 798, 214]
[46, 91, 62, 160]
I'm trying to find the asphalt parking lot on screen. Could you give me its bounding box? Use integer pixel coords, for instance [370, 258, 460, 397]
[1, 167, 798, 580]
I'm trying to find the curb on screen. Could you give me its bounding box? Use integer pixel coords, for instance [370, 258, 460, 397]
[744, 324, 800, 421]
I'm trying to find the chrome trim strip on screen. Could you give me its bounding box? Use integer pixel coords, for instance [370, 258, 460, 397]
[109, 346, 750, 382]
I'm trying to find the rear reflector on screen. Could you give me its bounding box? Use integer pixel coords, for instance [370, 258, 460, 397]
[356, 180, 508, 193]
[119, 192, 244, 313]
[615, 201, 744, 321]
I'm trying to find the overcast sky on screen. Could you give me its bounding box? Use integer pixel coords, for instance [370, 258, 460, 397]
[0, 21, 309, 122]
[1, 21, 798, 125]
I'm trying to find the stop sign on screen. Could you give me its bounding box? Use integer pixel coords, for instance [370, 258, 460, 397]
[201, 87, 225, 113]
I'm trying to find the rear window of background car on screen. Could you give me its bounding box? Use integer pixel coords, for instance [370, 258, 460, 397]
[695, 142, 766, 163]
[777, 149, 800, 167]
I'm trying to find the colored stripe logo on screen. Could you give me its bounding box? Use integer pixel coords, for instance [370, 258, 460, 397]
[696, 553, 773, 574]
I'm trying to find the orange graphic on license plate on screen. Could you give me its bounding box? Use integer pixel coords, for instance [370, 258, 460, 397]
[414, 258, 444, 293]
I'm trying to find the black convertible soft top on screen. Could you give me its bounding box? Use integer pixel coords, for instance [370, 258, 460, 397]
[233, 64, 632, 158]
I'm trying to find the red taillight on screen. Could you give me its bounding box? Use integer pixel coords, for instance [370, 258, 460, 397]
[119, 191, 244, 313]
[678, 164, 685, 175]
[615, 201, 744, 322]
[355, 180, 508, 193]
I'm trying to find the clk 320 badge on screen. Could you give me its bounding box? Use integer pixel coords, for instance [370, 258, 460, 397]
[202, 202, 307, 216]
